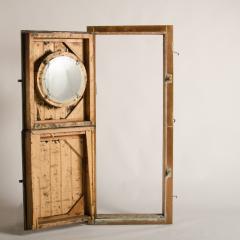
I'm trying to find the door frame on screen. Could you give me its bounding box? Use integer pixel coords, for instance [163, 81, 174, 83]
[87, 25, 174, 224]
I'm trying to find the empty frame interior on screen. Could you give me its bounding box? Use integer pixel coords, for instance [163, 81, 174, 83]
[96, 36, 164, 214]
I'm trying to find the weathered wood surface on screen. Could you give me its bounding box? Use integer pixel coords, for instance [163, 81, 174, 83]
[22, 31, 96, 230]
[38, 136, 84, 218]
[164, 25, 174, 224]
[87, 25, 169, 35]
[95, 214, 165, 225]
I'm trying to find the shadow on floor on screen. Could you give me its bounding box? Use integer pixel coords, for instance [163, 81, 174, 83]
[0, 198, 88, 236]
[0, 198, 28, 236]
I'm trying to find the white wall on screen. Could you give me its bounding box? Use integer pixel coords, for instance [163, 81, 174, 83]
[96, 35, 164, 214]
[0, 0, 240, 239]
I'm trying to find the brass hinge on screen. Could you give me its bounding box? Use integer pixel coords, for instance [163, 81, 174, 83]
[165, 74, 173, 83]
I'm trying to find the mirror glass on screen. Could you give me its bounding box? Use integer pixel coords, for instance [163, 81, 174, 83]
[43, 56, 84, 103]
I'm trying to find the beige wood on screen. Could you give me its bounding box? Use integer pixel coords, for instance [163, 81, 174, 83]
[165, 25, 174, 224]
[23, 32, 93, 125]
[24, 132, 41, 229]
[86, 130, 94, 221]
[22, 31, 96, 230]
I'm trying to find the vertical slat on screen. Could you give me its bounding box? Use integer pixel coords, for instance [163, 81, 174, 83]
[25, 34, 35, 128]
[89, 35, 96, 217]
[89, 35, 96, 124]
[33, 42, 44, 60]
[43, 41, 54, 52]
[61, 139, 73, 213]
[162, 32, 166, 218]
[70, 137, 82, 202]
[34, 41, 45, 121]
[42, 42, 57, 120]
[32, 41, 39, 124]
[165, 25, 174, 224]
[64, 41, 83, 60]
[92, 131, 96, 217]
[86, 130, 94, 220]
[90, 35, 96, 217]
[25, 133, 41, 229]
[42, 41, 55, 121]
[39, 141, 51, 217]
[66, 99, 85, 120]
[50, 140, 62, 215]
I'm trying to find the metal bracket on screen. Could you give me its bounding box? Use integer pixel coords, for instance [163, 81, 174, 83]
[173, 51, 180, 56]
[165, 74, 173, 83]
[165, 167, 172, 177]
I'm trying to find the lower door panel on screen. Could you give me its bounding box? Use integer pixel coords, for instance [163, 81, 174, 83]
[23, 128, 95, 229]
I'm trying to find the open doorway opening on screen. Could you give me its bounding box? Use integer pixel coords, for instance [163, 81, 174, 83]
[96, 35, 164, 214]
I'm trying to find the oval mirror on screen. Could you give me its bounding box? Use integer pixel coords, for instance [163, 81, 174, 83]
[37, 52, 87, 107]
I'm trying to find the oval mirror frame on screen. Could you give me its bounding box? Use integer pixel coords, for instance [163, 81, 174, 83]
[37, 51, 87, 108]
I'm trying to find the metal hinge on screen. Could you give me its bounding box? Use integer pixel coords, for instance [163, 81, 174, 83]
[165, 167, 172, 177]
[165, 74, 173, 83]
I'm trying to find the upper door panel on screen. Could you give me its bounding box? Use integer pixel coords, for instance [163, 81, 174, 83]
[22, 31, 95, 130]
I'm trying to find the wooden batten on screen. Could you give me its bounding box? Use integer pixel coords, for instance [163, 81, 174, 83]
[165, 25, 174, 224]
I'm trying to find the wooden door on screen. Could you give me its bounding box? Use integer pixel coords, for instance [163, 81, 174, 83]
[21, 31, 96, 230]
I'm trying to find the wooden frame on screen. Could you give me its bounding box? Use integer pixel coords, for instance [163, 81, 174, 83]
[87, 25, 174, 225]
[21, 25, 173, 230]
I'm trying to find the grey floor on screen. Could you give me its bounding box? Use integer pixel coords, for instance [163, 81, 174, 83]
[0, 199, 239, 240]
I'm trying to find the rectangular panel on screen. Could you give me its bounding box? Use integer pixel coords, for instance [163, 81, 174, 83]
[23, 129, 95, 229]
[96, 35, 164, 214]
[21, 31, 96, 230]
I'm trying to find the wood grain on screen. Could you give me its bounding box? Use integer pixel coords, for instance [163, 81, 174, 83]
[22, 31, 96, 229]
[165, 25, 174, 224]
[87, 25, 168, 35]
